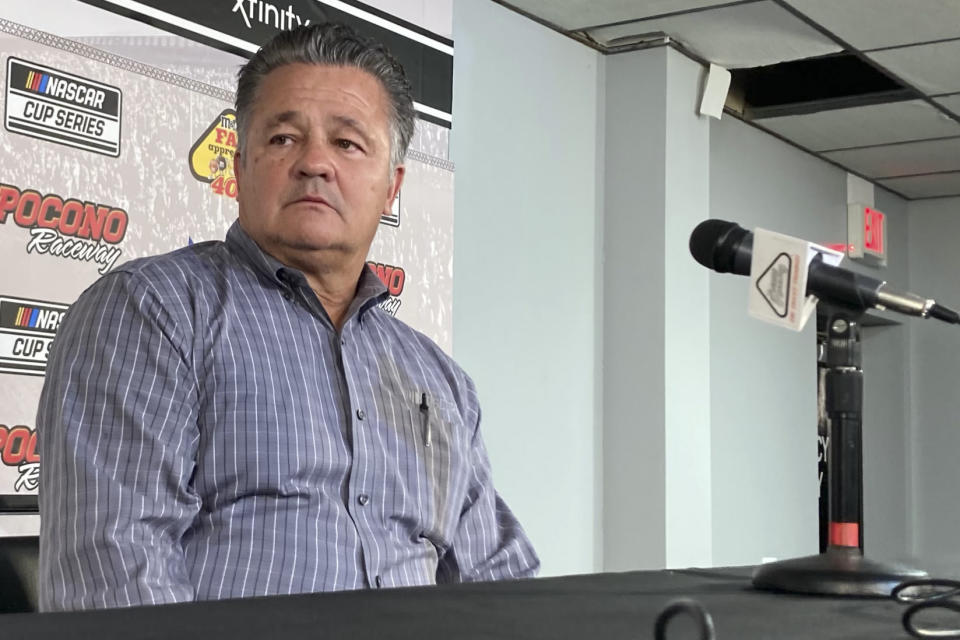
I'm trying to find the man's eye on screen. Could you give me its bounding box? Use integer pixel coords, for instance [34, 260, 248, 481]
[336, 139, 360, 151]
[270, 134, 293, 145]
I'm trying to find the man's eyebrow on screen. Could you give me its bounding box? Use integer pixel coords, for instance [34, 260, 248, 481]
[263, 110, 304, 128]
[329, 114, 374, 148]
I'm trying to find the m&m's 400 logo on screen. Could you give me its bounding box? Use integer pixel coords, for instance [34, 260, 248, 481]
[189, 109, 238, 200]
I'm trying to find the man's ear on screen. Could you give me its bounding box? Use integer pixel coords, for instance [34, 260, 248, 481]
[233, 150, 245, 204]
[234, 150, 244, 183]
[384, 164, 405, 215]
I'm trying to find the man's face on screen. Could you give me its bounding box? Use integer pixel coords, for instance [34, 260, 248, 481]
[234, 63, 403, 272]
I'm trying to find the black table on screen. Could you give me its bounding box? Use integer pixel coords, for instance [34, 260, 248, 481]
[0, 567, 923, 639]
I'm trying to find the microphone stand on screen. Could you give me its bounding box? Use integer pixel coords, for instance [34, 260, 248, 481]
[752, 302, 926, 596]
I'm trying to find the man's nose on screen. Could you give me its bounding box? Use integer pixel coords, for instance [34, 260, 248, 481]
[295, 138, 335, 179]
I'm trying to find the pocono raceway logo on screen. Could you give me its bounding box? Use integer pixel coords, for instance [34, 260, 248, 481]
[232, 0, 312, 30]
[0, 424, 40, 493]
[367, 261, 405, 316]
[0, 183, 127, 274]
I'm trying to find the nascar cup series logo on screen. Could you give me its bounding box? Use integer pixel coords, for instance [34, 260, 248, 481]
[0, 295, 68, 377]
[0, 182, 127, 274]
[0, 425, 40, 493]
[4, 57, 122, 157]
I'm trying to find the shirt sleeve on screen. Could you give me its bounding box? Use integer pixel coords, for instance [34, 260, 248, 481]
[37, 271, 201, 611]
[436, 408, 540, 583]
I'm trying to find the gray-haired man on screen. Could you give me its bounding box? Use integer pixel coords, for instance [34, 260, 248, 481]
[38, 23, 539, 611]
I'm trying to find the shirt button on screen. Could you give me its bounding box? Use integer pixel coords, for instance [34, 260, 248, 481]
[356, 409, 365, 420]
[357, 494, 370, 506]
[282, 291, 292, 301]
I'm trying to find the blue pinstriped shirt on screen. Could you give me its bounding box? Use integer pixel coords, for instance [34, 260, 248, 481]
[37, 221, 539, 611]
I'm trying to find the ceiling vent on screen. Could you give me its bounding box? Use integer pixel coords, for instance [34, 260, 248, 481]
[727, 52, 915, 120]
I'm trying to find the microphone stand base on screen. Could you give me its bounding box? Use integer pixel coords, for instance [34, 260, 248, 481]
[751, 546, 927, 597]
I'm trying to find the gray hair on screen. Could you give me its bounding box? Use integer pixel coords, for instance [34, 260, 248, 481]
[235, 22, 415, 170]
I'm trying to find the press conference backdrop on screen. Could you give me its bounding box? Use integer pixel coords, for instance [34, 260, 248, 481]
[0, 0, 455, 533]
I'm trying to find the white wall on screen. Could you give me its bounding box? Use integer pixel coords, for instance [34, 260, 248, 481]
[451, 3, 919, 574]
[862, 188, 913, 564]
[907, 196, 960, 571]
[662, 49, 713, 568]
[424, 0, 927, 576]
[709, 116, 827, 566]
[602, 47, 668, 571]
[861, 321, 911, 562]
[451, 0, 603, 576]
[602, 46, 713, 571]
[709, 116, 913, 566]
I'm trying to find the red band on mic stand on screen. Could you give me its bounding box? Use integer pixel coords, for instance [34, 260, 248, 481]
[828, 522, 859, 547]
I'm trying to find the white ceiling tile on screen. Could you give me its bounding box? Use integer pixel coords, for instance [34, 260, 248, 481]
[879, 172, 960, 199]
[867, 40, 960, 95]
[782, 0, 960, 51]
[822, 137, 960, 178]
[757, 100, 960, 151]
[587, 1, 840, 68]
[500, 0, 734, 31]
[934, 94, 960, 117]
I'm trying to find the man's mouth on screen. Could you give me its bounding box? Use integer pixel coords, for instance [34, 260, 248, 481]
[293, 195, 332, 208]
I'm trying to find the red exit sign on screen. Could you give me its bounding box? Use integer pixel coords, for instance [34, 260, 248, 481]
[847, 203, 887, 266]
[864, 207, 885, 253]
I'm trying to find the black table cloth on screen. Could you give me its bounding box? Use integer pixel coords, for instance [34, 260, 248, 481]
[0, 566, 921, 639]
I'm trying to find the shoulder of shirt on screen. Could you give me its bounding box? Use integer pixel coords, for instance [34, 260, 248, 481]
[68, 240, 223, 297]
[69, 241, 230, 329]
[58, 243, 229, 364]
[109, 240, 228, 287]
[80, 240, 241, 307]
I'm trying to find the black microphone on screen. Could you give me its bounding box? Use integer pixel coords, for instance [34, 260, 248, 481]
[689, 219, 960, 325]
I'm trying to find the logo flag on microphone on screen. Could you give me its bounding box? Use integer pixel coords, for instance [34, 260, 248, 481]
[756, 252, 792, 318]
[747, 229, 843, 331]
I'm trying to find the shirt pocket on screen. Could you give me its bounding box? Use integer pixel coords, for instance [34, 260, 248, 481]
[402, 388, 472, 548]
[410, 390, 469, 456]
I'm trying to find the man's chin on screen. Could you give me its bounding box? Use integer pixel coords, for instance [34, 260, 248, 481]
[267, 232, 351, 255]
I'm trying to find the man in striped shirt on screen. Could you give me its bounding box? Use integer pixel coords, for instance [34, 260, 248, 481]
[37, 23, 539, 611]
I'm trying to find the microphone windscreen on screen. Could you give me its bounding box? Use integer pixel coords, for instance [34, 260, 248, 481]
[689, 219, 738, 270]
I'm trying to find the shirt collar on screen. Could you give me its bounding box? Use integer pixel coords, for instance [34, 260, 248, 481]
[225, 220, 389, 321]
